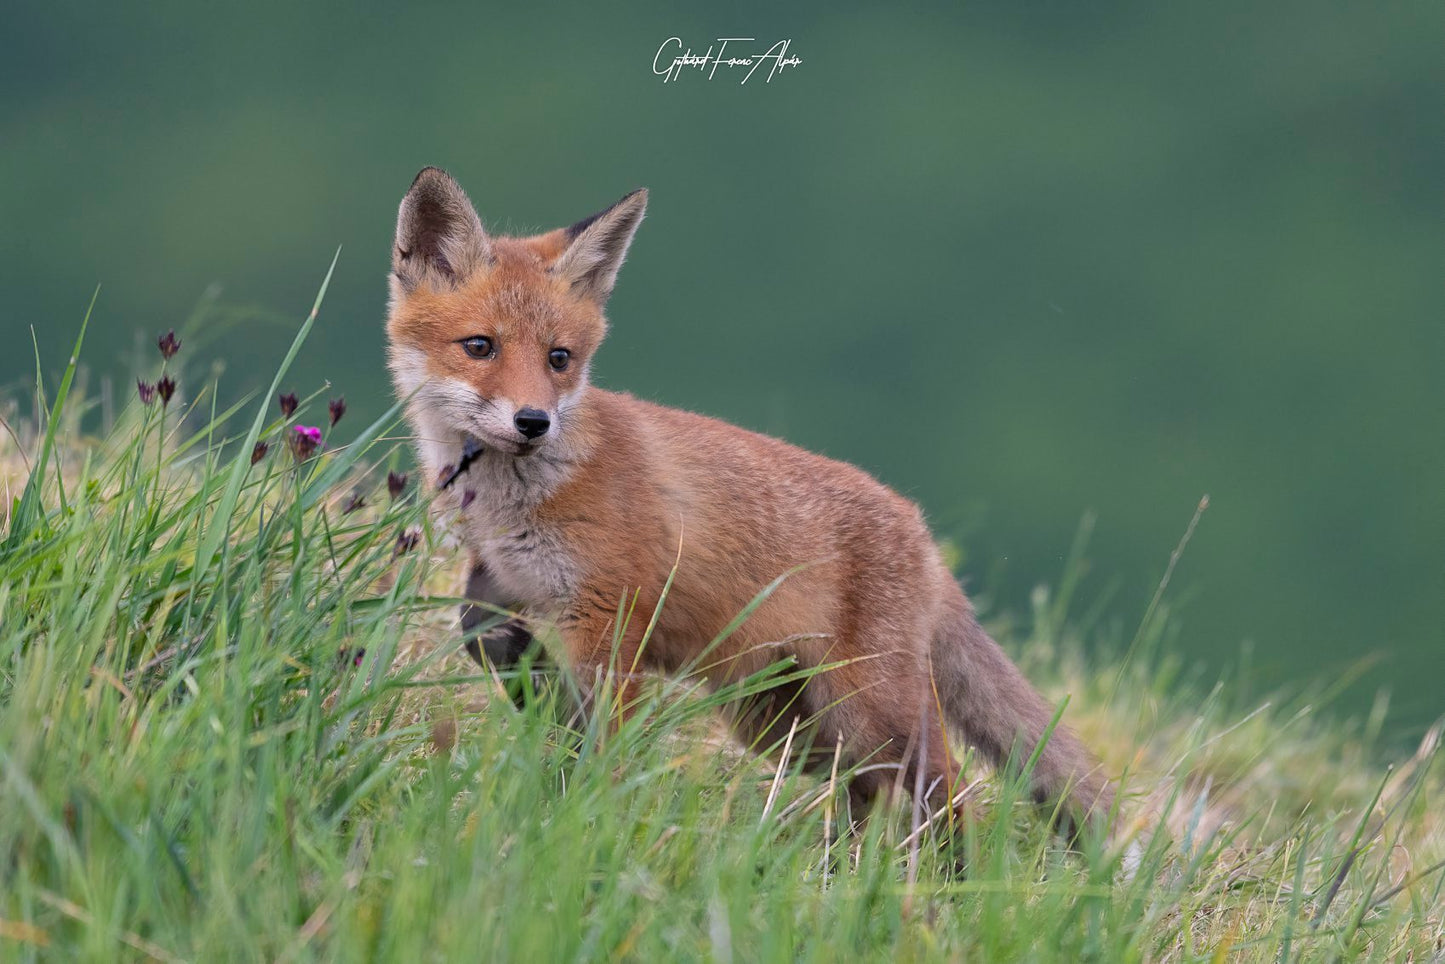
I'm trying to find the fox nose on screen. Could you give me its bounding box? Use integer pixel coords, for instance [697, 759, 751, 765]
[513, 407, 551, 440]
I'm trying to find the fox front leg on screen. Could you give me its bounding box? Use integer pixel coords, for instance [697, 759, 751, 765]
[460, 560, 535, 691]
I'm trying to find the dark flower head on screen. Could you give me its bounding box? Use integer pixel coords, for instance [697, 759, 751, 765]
[250, 441, 269, 465]
[336, 646, 366, 669]
[393, 528, 420, 557]
[328, 396, 346, 427]
[460, 489, 477, 510]
[342, 491, 366, 515]
[157, 330, 181, 360]
[288, 424, 322, 461]
[156, 375, 177, 406]
[137, 379, 156, 405]
[387, 470, 408, 500]
[278, 392, 298, 418]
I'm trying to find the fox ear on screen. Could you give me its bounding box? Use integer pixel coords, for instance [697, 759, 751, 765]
[552, 188, 648, 305]
[392, 167, 491, 295]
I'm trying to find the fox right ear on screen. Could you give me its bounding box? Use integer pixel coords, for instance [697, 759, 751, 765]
[392, 167, 491, 295]
[552, 188, 648, 306]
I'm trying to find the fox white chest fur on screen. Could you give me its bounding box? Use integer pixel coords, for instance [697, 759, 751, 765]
[454, 451, 580, 608]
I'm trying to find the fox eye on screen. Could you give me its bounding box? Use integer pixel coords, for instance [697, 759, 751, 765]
[548, 348, 571, 372]
[460, 336, 494, 359]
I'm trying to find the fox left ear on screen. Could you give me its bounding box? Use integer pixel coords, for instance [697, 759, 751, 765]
[392, 167, 491, 296]
[552, 188, 648, 305]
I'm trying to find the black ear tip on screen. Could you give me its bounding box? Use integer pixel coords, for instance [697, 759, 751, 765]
[408, 166, 456, 192]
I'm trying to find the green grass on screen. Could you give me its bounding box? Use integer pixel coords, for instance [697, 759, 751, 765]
[1, 286, 1441, 962]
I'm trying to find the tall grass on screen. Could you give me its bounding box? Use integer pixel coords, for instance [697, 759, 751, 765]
[1, 278, 1441, 961]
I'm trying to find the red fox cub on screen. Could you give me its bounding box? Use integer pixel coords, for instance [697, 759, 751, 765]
[386, 167, 1114, 829]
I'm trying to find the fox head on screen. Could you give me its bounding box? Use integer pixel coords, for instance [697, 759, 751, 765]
[386, 167, 646, 461]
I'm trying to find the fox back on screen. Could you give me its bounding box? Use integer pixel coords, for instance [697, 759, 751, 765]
[385, 168, 1116, 831]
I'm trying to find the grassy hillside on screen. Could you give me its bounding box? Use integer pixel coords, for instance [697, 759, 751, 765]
[2, 294, 1441, 961]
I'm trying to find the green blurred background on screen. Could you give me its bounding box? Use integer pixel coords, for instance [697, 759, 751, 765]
[2, 2, 1441, 736]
